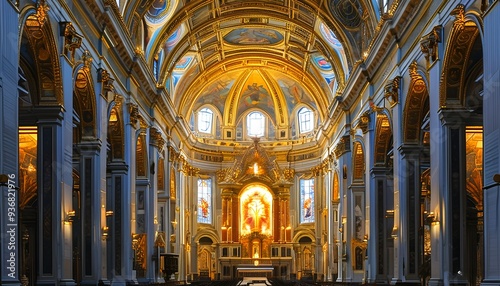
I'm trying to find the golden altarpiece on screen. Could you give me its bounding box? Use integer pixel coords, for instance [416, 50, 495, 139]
[213, 138, 295, 279]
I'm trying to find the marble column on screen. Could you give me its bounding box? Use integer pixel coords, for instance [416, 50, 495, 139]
[36, 107, 67, 286]
[106, 161, 128, 283]
[75, 139, 102, 286]
[397, 144, 423, 284]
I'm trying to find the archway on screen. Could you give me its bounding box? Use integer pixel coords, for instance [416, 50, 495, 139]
[439, 5, 483, 284]
[18, 4, 64, 284]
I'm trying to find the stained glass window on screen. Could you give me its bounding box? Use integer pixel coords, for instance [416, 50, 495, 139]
[300, 178, 315, 223]
[197, 178, 212, 224]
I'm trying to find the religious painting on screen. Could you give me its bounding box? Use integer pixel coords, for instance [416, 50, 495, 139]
[300, 178, 315, 223]
[354, 194, 364, 240]
[194, 71, 238, 115]
[318, 22, 348, 71]
[240, 185, 273, 236]
[197, 178, 212, 224]
[163, 24, 186, 52]
[274, 75, 317, 113]
[311, 54, 337, 91]
[19, 127, 38, 209]
[236, 70, 276, 120]
[223, 28, 284, 45]
[175, 55, 194, 70]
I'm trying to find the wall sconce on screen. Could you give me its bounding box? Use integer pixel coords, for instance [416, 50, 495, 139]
[391, 227, 398, 239]
[385, 210, 394, 218]
[363, 234, 368, 242]
[171, 220, 178, 231]
[102, 226, 109, 240]
[105, 210, 114, 217]
[425, 212, 439, 224]
[64, 210, 76, 224]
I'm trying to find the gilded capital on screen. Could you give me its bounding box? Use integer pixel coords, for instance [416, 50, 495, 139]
[384, 76, 401, 107]
[62, 22, 83, 62]
[98, 68, 115, 92]
[128, 103, 139, 126]
[150, 127, 166, 153]
[81, 50, 92, 70]
[451, 4, 466, 32]
[409, 61, 419, 79]
[334, 135, 350, 158]
[36, 0, 50, 27]
[359, 111, 370, 133]
[420, 25, 442, 62]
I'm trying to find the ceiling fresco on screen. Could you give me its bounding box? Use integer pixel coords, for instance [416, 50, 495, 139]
[223, 28, 284, 45]
[132, 0, 381, 146]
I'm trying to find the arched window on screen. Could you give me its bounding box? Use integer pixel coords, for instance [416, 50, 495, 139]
[300, 178, 315, 223]
[198, 107, 213, 134]
[197, 178, 212, 224]
[247, 111, 265, 138]
[298, 107, 314, 134]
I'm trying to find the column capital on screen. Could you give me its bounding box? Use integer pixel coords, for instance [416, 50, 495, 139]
[438, 108, 481, 127]
[384, 76, 402, 107]
[32, 105, 65, 124]
[397, 143, 423, 159]
[107, 161, 129, 173]
[370, 166, 391, 177]
[150, 127, 166, 153]
[75, 139, 102, 154]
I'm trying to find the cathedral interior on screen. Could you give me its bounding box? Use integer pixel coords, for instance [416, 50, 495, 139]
[2, 0, 500, 286]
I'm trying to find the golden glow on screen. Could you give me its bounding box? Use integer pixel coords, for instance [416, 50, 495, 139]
[253, 162, 259, 175]
[19, 127, 38, 210]
[240, 185, 273, 236]
[109, 108, 118, 122]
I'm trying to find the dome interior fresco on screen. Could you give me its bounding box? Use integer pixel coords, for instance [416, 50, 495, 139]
[131, 0, 381, 147]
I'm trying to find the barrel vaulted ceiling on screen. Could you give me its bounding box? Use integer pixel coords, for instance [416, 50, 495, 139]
[121, 0, 382, 151]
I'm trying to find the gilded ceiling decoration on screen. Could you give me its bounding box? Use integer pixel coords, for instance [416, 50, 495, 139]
[374, 115, 392, 166]
[109, 0, 383, 158]
[403, 61, 428, 144]
[440, 4, 480, 108]
[74, 66, 97, 139]
[23, 6, 63, 106]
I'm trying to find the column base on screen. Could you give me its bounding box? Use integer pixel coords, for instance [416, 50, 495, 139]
[428, 278, 444, 286]
[390, 279, 421, 285]
[481, 280, 500, 286]
[59, 279, 76, 286]
[0, 280, 20, 286]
